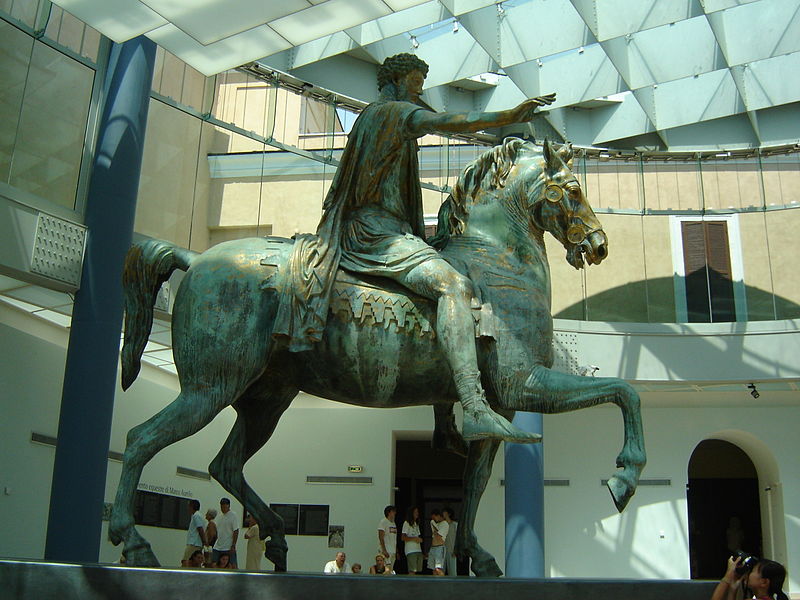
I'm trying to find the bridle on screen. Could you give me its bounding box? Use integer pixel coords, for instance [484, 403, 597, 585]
[540, 177, 602, 246]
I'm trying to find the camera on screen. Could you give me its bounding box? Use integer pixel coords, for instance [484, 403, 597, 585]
[733, 550, 758, 575]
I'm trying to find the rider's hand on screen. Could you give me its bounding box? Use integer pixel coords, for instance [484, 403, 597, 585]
[512, 93, 557, 121]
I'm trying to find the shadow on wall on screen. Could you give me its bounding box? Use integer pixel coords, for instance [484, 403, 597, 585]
[554, 276, 800, 323]
[545, 497, 691, 579]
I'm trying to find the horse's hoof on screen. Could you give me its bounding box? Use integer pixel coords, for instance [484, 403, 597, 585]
[265, 540, 288, 571]
[125, 542, 160, 567]
[109, 529, 123, 546]
[607, 475, 633, 513]
[462, 410, 542, 444]
[471, 556, 503, 578]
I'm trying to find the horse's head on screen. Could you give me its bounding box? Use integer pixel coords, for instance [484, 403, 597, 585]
[433, 138, 607, 269]
[524, 139, 607, 269]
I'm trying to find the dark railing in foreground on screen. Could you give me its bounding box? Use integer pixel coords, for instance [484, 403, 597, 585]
[1, 558, 717, 600]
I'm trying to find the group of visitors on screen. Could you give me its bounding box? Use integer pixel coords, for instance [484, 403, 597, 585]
[180, 498, 264, 570]
[323, 504, 459, 576]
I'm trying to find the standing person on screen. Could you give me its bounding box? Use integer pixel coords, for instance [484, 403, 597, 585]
[181, 499, 207, 566]
[442, 506, 458, 576]
[204, 508, 217, 567]
[323, 551, 351, 574]
[377, 505, 397, 568]
[401, 506, 423, 575]
[428, 509, 449, 576]
[212, 498, 239, 568]
[243, 513, 264, 571]
[274, 53, 555, 445]
[712, 555, 787, 600]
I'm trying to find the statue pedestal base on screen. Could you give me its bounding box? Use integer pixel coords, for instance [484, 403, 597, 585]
[1, 559, 716, 599]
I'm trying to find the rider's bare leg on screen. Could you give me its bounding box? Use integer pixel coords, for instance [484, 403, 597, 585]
[398, 259, 540, 444]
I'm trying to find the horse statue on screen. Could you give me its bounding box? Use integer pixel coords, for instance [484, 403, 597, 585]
[109, 138, 646, 576]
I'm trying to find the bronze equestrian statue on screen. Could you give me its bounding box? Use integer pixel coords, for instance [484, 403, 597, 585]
[110, 54, 646, 576]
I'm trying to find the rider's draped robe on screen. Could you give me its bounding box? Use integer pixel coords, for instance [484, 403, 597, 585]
[273, 99, 439, 351]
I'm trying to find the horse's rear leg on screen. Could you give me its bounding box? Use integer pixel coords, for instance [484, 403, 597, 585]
[458, 438, 503, 577]
[208, 380, 297, 572]
[523, 365, 646, 512]
[109, 387, 228, 565]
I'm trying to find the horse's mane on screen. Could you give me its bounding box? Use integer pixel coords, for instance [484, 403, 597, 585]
[429, 137, 532, 249]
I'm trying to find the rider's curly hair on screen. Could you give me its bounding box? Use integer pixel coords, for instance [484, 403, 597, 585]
[377, 53, 429, 92]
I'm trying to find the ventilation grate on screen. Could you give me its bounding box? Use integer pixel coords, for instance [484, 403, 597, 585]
[30, 214, 86, 286]
[176, 466, 211, 480]
[602, 478, 671, 486]
[306, 476, 373, 485]
[32, 432, 124, 463]
[154, 282, 170, 312]
[31, 432, 57, 446]
[552, 331, 580, 375]
[500, 478, 570, 487]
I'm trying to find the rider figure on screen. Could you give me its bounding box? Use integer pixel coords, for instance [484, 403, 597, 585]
[275, 53, 555, 443]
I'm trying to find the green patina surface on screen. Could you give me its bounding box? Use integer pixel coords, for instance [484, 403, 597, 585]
[110, 136, 645, 577]
[109, 48, 644, 580]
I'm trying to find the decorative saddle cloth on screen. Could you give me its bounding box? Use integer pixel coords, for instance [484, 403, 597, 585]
[259, 236, 495, 340]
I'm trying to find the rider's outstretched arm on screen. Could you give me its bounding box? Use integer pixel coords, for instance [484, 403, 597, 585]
[408, 94, 556, 137]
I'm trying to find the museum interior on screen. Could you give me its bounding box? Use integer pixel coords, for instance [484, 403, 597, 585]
[1, 0, 799, 597]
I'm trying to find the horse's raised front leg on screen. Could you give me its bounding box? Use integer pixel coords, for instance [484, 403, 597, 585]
[109, 386, 229, 565]
[208, 379, 297, 572]
[457, 437, 503, 577]
[523, 364, 646, 512]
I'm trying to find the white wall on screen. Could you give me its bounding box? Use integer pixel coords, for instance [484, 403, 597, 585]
[0, 302, 797, 596]
[543, 403, 799, 590]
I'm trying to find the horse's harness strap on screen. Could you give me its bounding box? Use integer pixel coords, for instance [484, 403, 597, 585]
[542, 178, 599, 245]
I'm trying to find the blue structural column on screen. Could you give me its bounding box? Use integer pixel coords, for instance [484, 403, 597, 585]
[504, 411, 544, 577]
[45, 36, 156, 563]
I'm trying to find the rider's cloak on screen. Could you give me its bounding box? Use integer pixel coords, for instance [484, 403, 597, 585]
[272, 99, 433, 351]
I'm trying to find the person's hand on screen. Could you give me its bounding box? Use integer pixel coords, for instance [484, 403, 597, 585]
[382, 550, 390, 558]
[722, 556, 743, 586]
[511, 93, 557, 121]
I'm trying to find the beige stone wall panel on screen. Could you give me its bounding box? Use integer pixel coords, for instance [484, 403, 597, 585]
[762, 154, 800, 208]
[738, 212, 777, 320]
[583, 214, 648, 322]
[643, 162, 703, 211]
[641, 215, 676, 323]
[546, 234, 585, 320]
[135, 100, 202, 248]
[764, 209, 800, 319]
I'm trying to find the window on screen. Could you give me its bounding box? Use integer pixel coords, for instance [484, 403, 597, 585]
[682, 221, 734, 322]
[670, 215, 746, 322]
[270, 503, 329, 535]
[133, 490, 191, 530]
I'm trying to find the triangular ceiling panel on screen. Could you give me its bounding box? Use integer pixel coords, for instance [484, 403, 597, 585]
[47, 0, 800, 150]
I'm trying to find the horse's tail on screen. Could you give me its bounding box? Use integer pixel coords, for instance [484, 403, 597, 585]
[121, 238, 196, 390]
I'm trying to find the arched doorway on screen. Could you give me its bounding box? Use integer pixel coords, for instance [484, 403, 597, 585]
[687, 439, 762, 579]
